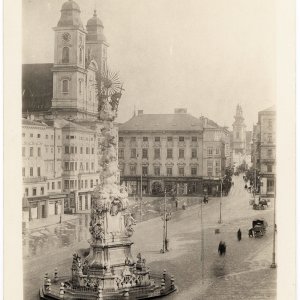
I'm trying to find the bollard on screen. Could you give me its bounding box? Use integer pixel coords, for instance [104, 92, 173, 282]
[44, 273, 48, 285]
[123, 287, 129, 298]
[54, 268, 58, 282]
[46, 279, 51, 293]
[160, 278, 165, 294]
[59, 282, 65, 299]
[170, 275, 175, 289]
[97, 286, 103, 300]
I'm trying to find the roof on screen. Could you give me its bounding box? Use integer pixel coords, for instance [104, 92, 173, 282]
[86, 10, 106, 42]
[57, 0, 84, 29]
[259, 106, 276, 113]
[22, 64, 53, 113]
[44, 118, 95, 133]
[22, 118, 48, 127]
[119, 113, 203, 132]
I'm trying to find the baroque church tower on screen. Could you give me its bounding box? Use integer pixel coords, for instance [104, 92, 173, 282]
[86, 10, 109, 76]
[51, 0, 99, 120]
[232, 104, 246, 155]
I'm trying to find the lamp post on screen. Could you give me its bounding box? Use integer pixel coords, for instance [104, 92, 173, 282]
[161, 189, 171, 253]
[137, 153, 143, 222]
[271, 178, 277, 268]
[218, 178, 223, 224]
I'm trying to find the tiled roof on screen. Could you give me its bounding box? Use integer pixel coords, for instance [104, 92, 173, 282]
[44, 118, 94, 133]
[22, 118, 48, 127]
[119, 113, 203, 132]
[22, 64, 53, 113]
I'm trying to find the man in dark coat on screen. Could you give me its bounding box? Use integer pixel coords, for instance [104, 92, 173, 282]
[218, 241, 226, 256]
[237, 229, 242, 241]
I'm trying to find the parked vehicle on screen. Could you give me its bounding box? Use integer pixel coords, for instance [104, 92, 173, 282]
[249, 219, 267, 238]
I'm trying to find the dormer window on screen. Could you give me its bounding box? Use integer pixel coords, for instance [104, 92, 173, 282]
[62, 79, 69, 93]
[62, 47, 69, 63]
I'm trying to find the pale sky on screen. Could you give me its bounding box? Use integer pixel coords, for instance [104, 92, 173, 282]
[23, 0, 276, 129]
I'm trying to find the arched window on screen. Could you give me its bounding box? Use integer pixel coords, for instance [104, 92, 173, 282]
[62, 79, 69, 93]
[62, 47, 69, 63]
[79, 47, 83, 64]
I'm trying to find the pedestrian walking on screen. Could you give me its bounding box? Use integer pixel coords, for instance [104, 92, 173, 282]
[175, 199, 178, 210]
[218, 241, 226, 256]
[237, 228, 242, 241]
[248, 228, 253, 238]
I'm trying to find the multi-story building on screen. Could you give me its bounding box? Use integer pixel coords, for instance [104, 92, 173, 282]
[22, 118, 65, 223]
[22, 116, 100, 224]
[201, 117, 231, 195]
[45, 119, 100, 213]
[118, 109, 230, 196]
[252, 106, 276, 200]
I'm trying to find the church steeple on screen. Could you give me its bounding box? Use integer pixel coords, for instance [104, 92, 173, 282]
[86, 9, 109, 76]
[232, 104, 246, 155]
[51, 1, 97, 120]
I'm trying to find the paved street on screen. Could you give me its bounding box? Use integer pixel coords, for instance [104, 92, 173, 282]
[23, 175, 276, 300]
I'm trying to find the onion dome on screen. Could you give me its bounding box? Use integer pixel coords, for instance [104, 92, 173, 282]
[86, 10, 106, 42]
[57, 0, 84, 30]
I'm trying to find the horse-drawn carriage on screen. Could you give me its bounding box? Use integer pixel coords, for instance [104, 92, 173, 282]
[252, 197, 269, 210]
[249, 219, 268, 238]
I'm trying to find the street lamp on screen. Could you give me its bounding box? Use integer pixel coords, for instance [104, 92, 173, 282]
[161, 189, 172, 253]
[271, 179, 277, 268]
[136, 153, 143, 222]
[218, 177, 223, 224]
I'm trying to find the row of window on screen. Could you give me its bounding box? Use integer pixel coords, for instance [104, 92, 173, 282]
[119, 136, 198, 143]
[24, 181, 61, 197]
[123, 166, 198, 176]
[207, 148, 221, 156]
[119, 148, 198, 159]
[64, 178, 99, 190]
[22, 133, 56, 139]
[23, 167, 42, 177]
[22, 146, 61, 157]
[64, 161, 95, 172]
[65, 146, 95, 155]
[65, 135, 94, 141]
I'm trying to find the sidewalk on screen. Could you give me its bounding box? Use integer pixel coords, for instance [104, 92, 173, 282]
[26, 213, 81, 231]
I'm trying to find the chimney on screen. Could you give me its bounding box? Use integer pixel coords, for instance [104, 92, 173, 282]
[137, 110, 143, 115]
[174, 108, 187, 114]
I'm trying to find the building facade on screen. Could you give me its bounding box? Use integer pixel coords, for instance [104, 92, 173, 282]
[201, 117, 231, 195]
[118, 110, 230, 196]
[252, 106, 276, 200]
[22, 118, 65, 224]
[22, 117, 100, 224]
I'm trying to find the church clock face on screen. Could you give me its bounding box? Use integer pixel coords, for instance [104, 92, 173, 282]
[62, 32, 71, 43]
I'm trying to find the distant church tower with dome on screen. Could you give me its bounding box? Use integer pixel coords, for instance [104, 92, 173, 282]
[231, 104, 252, 169]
